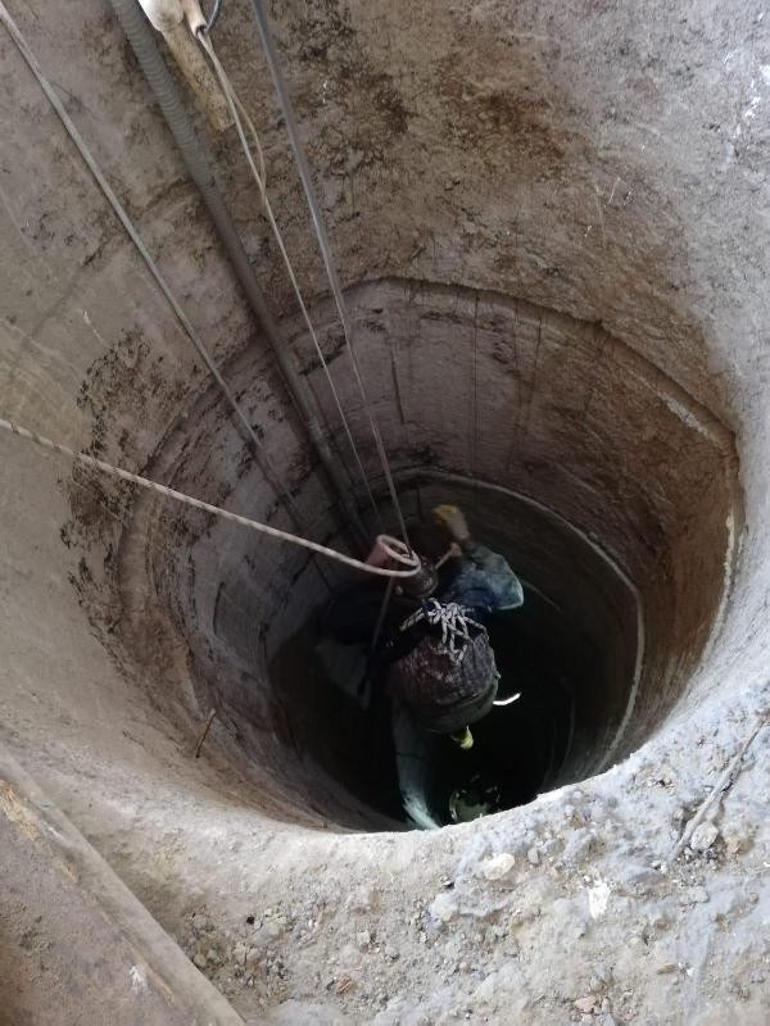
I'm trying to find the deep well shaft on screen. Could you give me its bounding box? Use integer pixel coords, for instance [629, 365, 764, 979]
[0, 3, 766, 1024]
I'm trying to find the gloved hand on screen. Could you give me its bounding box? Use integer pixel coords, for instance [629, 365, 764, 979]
[433, 504, 470, 543]
[450, 726, 474, 750]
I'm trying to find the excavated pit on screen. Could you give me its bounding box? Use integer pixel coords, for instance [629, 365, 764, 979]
[121, 279, 739, 831]
[5, 3, 770, 1018]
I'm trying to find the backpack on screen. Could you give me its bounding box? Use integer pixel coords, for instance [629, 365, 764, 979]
[388, 600, 500, 734]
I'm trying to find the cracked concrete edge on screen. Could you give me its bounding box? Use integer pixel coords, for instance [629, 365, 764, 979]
[0, 743, 247, 1026]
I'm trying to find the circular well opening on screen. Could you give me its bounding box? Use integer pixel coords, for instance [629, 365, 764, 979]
[126, 279, 739, 832]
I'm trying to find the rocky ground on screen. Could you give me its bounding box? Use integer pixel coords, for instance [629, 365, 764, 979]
[143, 686, 770, 1026]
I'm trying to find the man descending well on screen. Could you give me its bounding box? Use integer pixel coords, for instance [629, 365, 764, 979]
[322, 504, 524, 750]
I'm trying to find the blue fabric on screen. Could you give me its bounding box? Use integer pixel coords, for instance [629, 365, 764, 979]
[438, 542, 524, 615]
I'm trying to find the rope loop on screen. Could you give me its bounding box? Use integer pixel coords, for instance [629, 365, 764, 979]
[375, 534, 415, 567]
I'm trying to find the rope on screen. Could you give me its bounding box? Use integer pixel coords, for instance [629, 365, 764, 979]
[199, 0, 223, 34]
[666, 709, 768, 867]
[247, 0, 411, 548]
[399, 599, 485, 664]
[197, 31, 383, 526]
[0, 416, 421, 579]
[0, 3, 304, 534]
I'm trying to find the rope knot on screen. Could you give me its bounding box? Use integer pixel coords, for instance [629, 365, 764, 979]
[401, 598, 485, 664]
